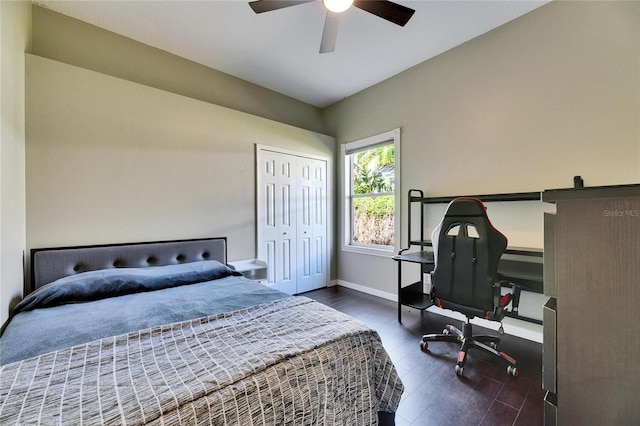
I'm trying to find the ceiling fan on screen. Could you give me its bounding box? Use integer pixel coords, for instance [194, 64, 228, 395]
[249, 0, 415, 53]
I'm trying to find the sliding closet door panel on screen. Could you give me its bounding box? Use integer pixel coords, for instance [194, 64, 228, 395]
[257, 151, 296, 294]
[296, 161, 314, 292]
[312, 160, 327, 289]
[296, 157, 327, 293]
[278, 157, 296, 292]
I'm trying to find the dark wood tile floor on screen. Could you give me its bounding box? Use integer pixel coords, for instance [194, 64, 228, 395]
[306, 286, 543, 426]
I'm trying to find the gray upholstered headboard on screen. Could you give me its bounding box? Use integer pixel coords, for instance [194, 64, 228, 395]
[30, 237, 228, 293]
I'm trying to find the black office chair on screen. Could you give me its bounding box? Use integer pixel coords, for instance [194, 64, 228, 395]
[420, 197, 520, 377]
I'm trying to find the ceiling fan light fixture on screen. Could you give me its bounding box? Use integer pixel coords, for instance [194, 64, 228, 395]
[323, 0, 353, 13]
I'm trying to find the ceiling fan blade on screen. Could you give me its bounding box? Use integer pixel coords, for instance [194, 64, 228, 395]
[353, 0, 415, 26]
[320, 12, 340, 53]
[249, 0, 315, 14]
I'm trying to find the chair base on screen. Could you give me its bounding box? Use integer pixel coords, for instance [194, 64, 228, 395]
[420, 321, 518, 377]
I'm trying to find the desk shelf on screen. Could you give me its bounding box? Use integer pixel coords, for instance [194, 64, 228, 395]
[394, 192, 435, 322]
[393, 250, 433, 264]
[394, 257, 434, 321]
[399, 282, 432, 311]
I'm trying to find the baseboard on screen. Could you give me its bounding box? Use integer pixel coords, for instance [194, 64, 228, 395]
[335, 279, 397, 302]
[334, 280, 543, 343]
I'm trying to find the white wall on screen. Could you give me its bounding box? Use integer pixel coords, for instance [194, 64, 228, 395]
[1, 0, 30, 324]
[26, 55, 335, 266]
[326, 1, 640, 296]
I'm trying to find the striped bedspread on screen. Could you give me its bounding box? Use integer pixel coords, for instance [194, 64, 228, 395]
[0, 296, 403, 425]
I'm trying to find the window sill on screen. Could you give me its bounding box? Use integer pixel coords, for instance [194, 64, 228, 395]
[342, 245, 395, 258]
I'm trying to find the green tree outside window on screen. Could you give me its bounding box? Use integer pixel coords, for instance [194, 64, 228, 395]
[352, 145, 395, 246]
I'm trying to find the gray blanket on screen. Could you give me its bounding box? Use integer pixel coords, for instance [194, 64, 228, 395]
[1, 264, 286, 365]
[0, 297, 404, 425]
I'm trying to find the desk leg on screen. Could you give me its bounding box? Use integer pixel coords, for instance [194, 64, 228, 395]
[397, 260, 402, 323]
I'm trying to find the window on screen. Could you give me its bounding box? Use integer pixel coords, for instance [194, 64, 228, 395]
[342, 129, 400, 254]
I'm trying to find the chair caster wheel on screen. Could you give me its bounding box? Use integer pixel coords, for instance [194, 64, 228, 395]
[507, 366, 519, 377]
[420, 341, 429, 352]
[455, 365, 464, 377]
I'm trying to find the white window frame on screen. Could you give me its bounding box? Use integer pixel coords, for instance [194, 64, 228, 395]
[341, 128, 400, 257]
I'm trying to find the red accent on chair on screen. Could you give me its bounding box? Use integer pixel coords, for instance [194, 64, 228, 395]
[500, 293, 512, 306]
[500, 352, 516, 364]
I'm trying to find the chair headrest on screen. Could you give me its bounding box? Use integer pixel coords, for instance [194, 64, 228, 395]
[444, 197, 487, 218]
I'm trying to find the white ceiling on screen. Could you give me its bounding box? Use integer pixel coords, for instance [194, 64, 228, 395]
[34, 0, 549, 108]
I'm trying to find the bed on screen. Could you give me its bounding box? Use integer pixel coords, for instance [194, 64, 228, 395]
[0, 237, 403, 425]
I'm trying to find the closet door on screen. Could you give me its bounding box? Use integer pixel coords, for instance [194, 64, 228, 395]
[257, 148, 328, 294]
[296, 157, 327, 293]
[257, 151, 297, 294]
